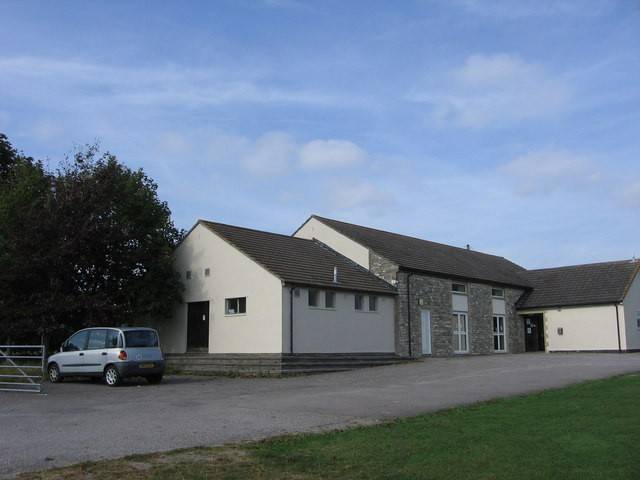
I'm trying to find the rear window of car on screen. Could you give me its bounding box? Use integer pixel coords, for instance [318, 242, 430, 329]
[124, 330, 159, 348]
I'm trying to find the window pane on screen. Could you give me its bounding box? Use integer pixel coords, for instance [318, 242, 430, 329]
[106, 330, 121, 348]
[460, 334, 467, 351]
[452, 283, 467, 293]
[369, 296, 378, 311]
[308, 289, 319, 307]
[66, 331, 89, 351]
[355, 294, 363, 310]
[325, 291, 335, 309]
[494, 336, 499, 350]
[124, 330, 158, 348]
[226, 298, 237, 314]
[87, 329, 107, 349]
[492, 288, 504, 297]
[238, 297, 246, 314]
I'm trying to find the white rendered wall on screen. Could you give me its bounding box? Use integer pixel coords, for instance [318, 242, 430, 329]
[294, 217, 371, 269]
[158, 223, 284, 354]
[542, 305, 621, 352]
[282, 287, 396, 353]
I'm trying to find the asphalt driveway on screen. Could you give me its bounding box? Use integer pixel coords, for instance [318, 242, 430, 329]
[2, 352, 640, 478]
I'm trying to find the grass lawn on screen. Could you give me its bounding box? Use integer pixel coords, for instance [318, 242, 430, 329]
[19, 374, 640, 480]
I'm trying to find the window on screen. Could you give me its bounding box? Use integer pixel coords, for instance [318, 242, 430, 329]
[637, 312, 640, 329]
[87, 329, 107, 349]
[325, 291, 335, 309]
[64, 330, 89, 352]
[204, 268, 210, 277]
[106, 329, 122, 348]
[452, 283, 467, 294]
[225, 297, 247, 315]
[124, 330, 159, 348]
[186, 270, 192, 280]
[308, 289, 320, 307]
[492, 288, 504, 298]
[355, 294, 364, 311]
[452, 313, 468, 353]
[369, 295, 378, 312]
[493, 315, 506, 352]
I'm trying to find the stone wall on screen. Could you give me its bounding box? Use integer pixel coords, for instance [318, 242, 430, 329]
[469, 283, 494, 354]
[506, 288, 526, 353]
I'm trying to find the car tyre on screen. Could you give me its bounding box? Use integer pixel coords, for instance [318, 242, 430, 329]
[48, 363, 63, 383]
[103, 365, 122, 387]
[146, 374, 163, 385]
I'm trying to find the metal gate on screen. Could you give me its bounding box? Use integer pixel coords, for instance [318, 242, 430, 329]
[0, 345, 45, 393]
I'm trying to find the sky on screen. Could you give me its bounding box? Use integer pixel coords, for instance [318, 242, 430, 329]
[1, 0, 639, 269]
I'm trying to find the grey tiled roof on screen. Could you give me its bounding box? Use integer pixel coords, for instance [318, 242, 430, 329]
[518, 260, 639, 310]
[200, 220, 397, 295]
[306, 215, 531, 288]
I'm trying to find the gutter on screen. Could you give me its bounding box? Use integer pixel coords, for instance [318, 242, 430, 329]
[406, 272, 414, 358]
[615, 303, 622, 353]
[290, 286, 295, 354]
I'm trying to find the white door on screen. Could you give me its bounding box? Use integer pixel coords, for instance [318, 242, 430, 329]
[421, 310, 432, 355]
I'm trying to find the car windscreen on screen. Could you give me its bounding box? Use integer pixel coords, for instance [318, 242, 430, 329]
[124, 330, 159, 348]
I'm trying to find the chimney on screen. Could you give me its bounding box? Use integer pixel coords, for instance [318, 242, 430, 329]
[333, 266, 339, 283]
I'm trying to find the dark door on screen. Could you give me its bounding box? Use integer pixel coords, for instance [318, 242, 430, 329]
[524, 315, 545, 352]
[187, 301, 209, 351]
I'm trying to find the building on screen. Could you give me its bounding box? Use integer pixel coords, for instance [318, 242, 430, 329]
[160, 215, 640, 374]
[159, 220, 397, 359]
[517, 261, 640, 352]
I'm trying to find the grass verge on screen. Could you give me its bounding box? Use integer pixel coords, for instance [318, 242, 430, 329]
[18, 374, 640, 480]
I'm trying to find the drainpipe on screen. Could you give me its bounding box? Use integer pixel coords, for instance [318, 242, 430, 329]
[615, 303, 622, 353]
[406, 272, 414, 358]
[290, 287, 295, 354]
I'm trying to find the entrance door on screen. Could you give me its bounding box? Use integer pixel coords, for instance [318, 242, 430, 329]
[524, 315, 545, 352]
[421, 310, 432, 355]
[187, 301, 210, 351]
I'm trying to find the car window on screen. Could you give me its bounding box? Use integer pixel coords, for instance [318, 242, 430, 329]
[105, 329, 122, 348]
[124, 330, 159, 348]
[65, 331, 89, 351]
[87, 329, 107, 350]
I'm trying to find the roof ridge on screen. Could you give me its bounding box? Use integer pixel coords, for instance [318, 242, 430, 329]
[311, 214, 514, 261]
[200, 219, 314, 243]
[527, 259, 636, 273]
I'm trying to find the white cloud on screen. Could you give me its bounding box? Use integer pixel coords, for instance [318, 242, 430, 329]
[444, 0, 613, 19]
[241, 132, 296, 176]
[501, 150, 601, 195]
[0, 56, 348, 110]
[623, 181, 640, 208]
[408, 53, 569, 128]
[298, 139, 367, 170]
[329, 181, 395, 215]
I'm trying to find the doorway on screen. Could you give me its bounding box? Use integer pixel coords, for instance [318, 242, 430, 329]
[187, 301, 209, 352]
[421, 310, 432, 355]
[524, 314, 545, 352]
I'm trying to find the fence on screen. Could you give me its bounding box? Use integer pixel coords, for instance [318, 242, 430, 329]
[0, 345, 45, 393]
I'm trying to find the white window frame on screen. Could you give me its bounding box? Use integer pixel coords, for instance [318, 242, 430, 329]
[354, 294, 364, 311]
[324, 291, 336, 309]
[636, 311, 640, 330]
[453, 312, 469, 353]
[491, 288, 504, 298]
[493, 315, 507, 352]
[225, 297, 246, 315]
[308, 289, 320, 308]
[369, 295, 378, 312]
[452, 283, 467, 294]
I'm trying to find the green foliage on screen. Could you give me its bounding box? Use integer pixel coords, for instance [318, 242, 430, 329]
[0, 134, 183, 343]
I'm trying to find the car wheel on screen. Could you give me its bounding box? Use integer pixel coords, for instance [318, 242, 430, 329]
[48, 363, 63, 383]
[146, 374, 163, 385]
[103, 365, 121, 387]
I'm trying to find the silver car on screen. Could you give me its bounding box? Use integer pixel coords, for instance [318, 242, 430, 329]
[47, 327, 165, 386]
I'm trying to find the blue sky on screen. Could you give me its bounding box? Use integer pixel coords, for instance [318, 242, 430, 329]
[1, 0, 638, 268]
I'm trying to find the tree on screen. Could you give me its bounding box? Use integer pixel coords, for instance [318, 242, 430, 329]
[0, 135, 183, 346]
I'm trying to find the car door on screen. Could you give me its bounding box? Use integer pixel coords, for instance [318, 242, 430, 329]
[83, 329, 109, 374]
[58, 330, 89, 374]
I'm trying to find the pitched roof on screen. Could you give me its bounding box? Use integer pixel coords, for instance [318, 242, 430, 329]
[517, 260, 639, 310]
[303, 215, 531, 288]
[199, 220, 396, 295]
